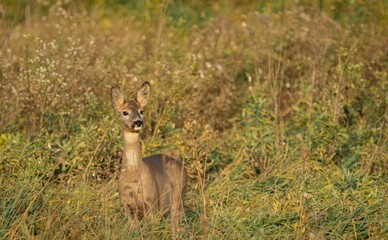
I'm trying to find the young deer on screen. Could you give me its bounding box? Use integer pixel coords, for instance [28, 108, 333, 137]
[111, 82, 187, 232]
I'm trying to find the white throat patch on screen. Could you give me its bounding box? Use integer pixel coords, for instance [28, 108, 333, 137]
[123, 131, 141, 166]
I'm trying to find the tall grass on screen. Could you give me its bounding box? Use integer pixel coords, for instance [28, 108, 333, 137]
[1, 1, 387, 239]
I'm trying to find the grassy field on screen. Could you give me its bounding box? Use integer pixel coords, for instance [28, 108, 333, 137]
[0, 1, 387, 239]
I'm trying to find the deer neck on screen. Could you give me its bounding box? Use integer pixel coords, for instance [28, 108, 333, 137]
[122, 131, 143, 168]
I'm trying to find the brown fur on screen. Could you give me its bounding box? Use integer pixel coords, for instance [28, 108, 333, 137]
[111, 82, 187, 232]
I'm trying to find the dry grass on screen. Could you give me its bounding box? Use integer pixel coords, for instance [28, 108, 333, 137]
[0, 1, 387, 239]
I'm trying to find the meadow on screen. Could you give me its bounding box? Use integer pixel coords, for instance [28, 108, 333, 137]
[0, 1, 387, 239]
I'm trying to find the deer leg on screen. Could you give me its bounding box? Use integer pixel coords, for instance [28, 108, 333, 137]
[124, 204, 139, 230]
[170, 190, 185, 234]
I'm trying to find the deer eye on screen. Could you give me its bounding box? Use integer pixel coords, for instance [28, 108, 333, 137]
[123, 111, 129, 116]
[140, 110, 144, 115]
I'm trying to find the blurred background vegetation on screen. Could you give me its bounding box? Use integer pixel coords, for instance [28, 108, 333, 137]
[0, 0, 387, 239]
[1, 0, 387, 26]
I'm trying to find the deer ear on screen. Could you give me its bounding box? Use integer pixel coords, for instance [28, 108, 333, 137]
[111, 85, 124, 110]
[136, 82, 151, 107]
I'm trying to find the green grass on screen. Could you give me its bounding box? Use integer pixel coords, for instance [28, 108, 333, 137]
[0, 0, 387, 239]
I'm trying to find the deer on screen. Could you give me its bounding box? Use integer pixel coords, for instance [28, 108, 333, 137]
[111, 81, 187, 232]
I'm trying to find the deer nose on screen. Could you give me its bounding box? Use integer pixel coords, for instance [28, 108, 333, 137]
[134, 120, 143, 127]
